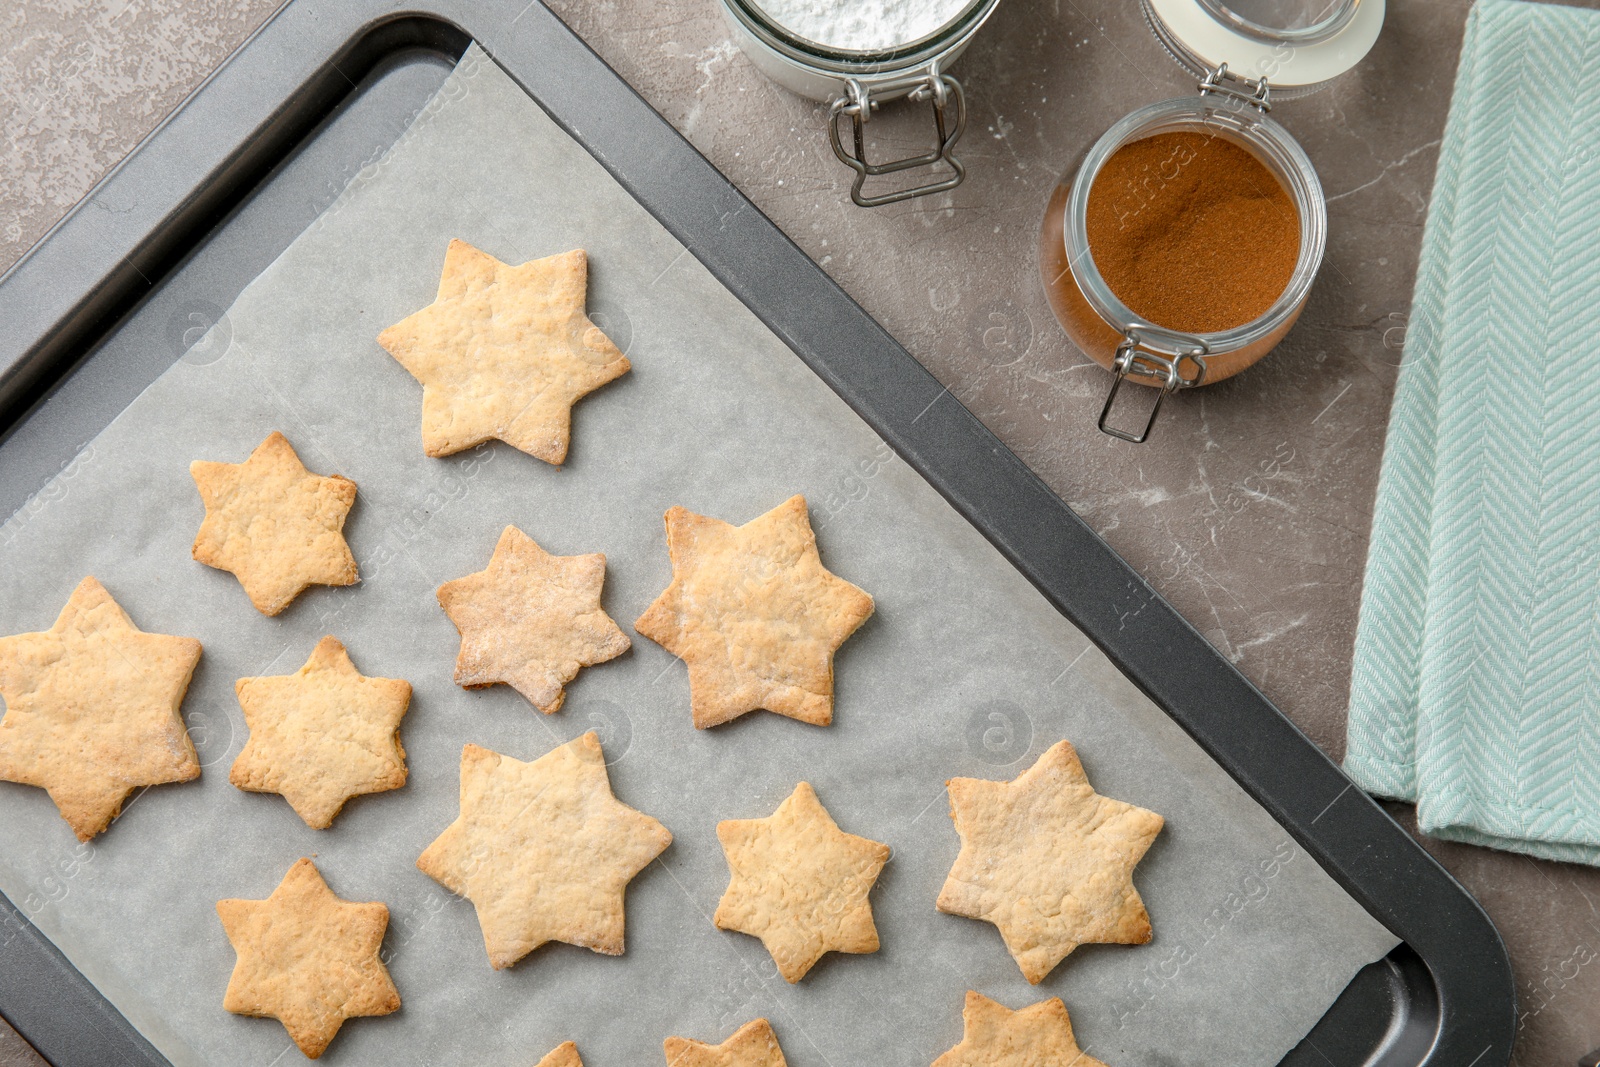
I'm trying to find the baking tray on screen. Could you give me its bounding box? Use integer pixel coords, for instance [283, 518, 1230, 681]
[0, 1, 1513, 1064]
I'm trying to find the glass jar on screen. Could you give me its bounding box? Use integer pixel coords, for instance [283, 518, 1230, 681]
[718, 0, 1004, 206]
[1039, 0, 1385, 442]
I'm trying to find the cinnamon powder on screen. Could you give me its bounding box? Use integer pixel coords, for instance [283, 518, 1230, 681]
[1086, 131, 1299, 334]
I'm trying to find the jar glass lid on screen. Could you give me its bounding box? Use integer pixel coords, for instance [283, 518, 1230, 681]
[1143, 0, 1383, 89]
[1194, 0, 1359, 43]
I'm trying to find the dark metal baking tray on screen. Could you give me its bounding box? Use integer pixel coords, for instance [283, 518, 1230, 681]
[0, 1, 1514, 1064]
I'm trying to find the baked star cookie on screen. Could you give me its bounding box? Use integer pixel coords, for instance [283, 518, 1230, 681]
[417, 733, 671, 969]
[664, 1019, 788, 1067]
[437, 526, 630, 714]
[217, 858, 400, 1059]
[937, 740, 1164, 983]
[931, 991, 1110, 1067]
[536, 1043, 583, 1067]
[377, 240, 629, 462]
[713, 781, 889, 982]
[0, 577, 201, 841]
[191, 431, 358, 615]
[229, 636, 410, 828]
[634, 495, 874, 728]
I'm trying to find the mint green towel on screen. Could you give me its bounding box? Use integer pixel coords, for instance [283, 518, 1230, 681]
[1345, 0, 1600, 864]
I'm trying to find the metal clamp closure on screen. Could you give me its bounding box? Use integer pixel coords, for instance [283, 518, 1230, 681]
[828, 69, 967, 207]
[1098, 330, 1208, 444]
[1198, 63, 1272, 112]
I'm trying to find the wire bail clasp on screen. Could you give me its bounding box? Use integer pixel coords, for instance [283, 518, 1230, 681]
[1198, 63, 1272, 112]
[1097, 328, 1208, 444]
[828, 66, 967, 207]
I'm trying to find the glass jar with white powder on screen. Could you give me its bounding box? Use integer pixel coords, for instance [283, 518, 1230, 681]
[719, 0, 1003, 206]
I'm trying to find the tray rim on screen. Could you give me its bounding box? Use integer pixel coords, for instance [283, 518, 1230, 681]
[0, 1, 1514, 1064]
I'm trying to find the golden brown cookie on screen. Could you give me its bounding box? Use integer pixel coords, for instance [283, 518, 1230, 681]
[536, 1042, 583, 1067]
[713, 781, 889, 982]
[191, 431, 358, 616]
[376, 240, 629, 462]
[0, 577, 201, 841]
[634, 495, 873, 728]
[937, 740, 1164, 984]
[436, 525, 630, 714]
[931, 991, 1110, 1067]
[417, 733, 671, 969]
[229, 636, 410, 829]
[663, 1019, 787, 1067]
[217, 858, 400, 1059]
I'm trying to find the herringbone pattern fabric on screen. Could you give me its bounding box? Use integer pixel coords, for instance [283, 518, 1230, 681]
[1345, 0, 1600, 863]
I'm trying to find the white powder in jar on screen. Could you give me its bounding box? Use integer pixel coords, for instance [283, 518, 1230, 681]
[755, 0, 976, 51]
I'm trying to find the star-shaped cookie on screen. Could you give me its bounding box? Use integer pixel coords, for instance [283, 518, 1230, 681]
[937, 740, 1163, 983]
[931, 991, 1109, 1067]
[217, 858, 400, 1059]
[634, 495, 874, 728]
[713, 781, 889, 982]
[664, 1019, 788, 1067]
[191, 431, 358, 616]
[417, 733, 672, 969]
[436, 525, 630, 714]
[0, 577, 201, 841]
[377, 240, 629, 463]
[536, 1042, 583, 1067]
[229, 636, 410, 829]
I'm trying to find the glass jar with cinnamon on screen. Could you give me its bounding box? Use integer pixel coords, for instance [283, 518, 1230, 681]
[1040, 0, 1385, 442]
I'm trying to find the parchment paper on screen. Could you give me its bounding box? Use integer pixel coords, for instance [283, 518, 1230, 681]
[0, 47, 1397, 1067]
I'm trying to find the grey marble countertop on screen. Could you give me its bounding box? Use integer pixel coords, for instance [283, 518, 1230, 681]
[2, 0, 1598, 1062]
